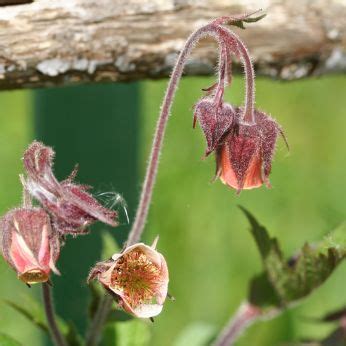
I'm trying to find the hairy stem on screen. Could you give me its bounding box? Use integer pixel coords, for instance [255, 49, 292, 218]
[213, 302, 261, 346]
[42, 283, 67, 346]
[218, 27, 255, 124]
[86, 20, 257, 346]
[127, 24, 232, 246]
[85, 294, 113, 346]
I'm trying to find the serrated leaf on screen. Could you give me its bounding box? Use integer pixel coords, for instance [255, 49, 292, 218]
[0, 333, 22, 346]
[321, 306, 346, 322]
[240, 207, 346, 309]
[173, 322, 216, 346]
[284, 307, 346, 346]
[102, 319, 151, 346]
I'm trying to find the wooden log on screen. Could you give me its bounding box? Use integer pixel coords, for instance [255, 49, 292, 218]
[0, 0, 345, 90]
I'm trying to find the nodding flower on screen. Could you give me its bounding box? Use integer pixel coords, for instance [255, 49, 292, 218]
[0, 207, 60, 285]
[88, 237, 169, 319]
[191, 16, 286, 193]
[215, 108, 284, 193]
[21, 141, 118, 235]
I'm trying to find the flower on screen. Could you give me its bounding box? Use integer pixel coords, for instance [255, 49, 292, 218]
[88, 238, 169, 318]
[22, 141, 118, 235]
[0, 207, 60, 284]
[215, 108, 284, 192]
[193, 98, 234, 156]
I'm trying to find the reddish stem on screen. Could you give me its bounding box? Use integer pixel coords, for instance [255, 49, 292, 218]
[127, 23, 256, 246]
[42, 283, 67, 346]
[127, 23, 223, 246]
[213, 302, 261, 346]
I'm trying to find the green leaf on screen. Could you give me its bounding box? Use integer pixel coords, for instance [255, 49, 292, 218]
[240, 207, 346, 309]
[102, 319, 151, 346]
[0, 333, 22, 346]
[3, 293, 83, 345]
[173, 322, 217, 346]
[3, 295, 49, 335]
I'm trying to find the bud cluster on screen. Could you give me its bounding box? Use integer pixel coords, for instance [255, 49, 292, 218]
[0, 141, 118, 285]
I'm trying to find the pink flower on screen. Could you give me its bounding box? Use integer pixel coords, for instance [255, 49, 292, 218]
[215, 108, 283, 192]
[0, 208, 60, 284]
[89, 238, 169, 318]
[22, 141, 118, 235]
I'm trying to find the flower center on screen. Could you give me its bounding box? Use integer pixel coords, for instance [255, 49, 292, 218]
[110, 250, 162, 308]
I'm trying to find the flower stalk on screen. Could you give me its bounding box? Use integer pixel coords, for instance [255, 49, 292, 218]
[87, 11, 266, 344]
[42, 283, 67, 346]
[127, 18, 256, 245]
[213, 302, 261, 346]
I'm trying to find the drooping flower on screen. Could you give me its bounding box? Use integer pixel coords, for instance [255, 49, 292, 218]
[88, 238, 169, 318]
[215, 108, 284, 192]
[193, 98, 235, 156]
[22, 141, 118, 235]
[0, 207, 60, 284]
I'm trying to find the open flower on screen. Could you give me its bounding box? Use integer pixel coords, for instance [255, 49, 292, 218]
[215, 108, 284, 192]
[0, 208, 60, 284]
[88, 238, 169, 318]
[22, 141, 118, 235]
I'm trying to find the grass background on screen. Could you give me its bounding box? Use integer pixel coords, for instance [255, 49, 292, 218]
[0, 75, 345, 345]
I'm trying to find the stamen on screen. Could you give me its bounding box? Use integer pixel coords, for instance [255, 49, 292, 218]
[110, 250, 163, 309]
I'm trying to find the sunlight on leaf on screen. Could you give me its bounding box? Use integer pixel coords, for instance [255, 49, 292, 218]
[239, 207, 346, 310]
[0, 333, 21, 346]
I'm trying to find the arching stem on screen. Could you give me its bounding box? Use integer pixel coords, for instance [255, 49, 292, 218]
[127, 23, 256, 246]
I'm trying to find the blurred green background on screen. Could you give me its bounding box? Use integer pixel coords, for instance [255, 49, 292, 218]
[0, 75, 345, 346]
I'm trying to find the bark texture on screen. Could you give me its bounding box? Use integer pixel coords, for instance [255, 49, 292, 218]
[0, 0, 345, 90]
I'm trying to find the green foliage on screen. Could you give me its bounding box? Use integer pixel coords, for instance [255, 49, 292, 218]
[173, 322, 217, 346]
[102, 320, 151, 346]
[240, 207, 346, 310]
[0, 333, 21, 346]
[3, 293, 83, 346]
[3, 296, 49, 335]
[284, 307, 346, 346]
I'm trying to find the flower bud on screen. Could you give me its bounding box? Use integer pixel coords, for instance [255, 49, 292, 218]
[22, 141, 118, 235]
[194, 98, 234, 156]
[0, 208, 60, 284]
[88, 239, 169, 318]
[216, 108, 283, 192]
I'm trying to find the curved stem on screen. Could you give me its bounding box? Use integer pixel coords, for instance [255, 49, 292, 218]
[85, 294, 113, 346]
[127, 24, 226, 246]
[42, 283, 67, 346]
[218, 27, 255, 124]
[213, 302, 261, 346]
[86, 21, 257, 345]
[127, 23, 255, 246]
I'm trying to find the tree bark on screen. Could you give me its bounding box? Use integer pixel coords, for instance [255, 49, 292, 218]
[0, 0, 345, 90]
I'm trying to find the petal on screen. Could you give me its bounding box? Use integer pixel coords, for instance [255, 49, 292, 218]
[132, 304, 164, 318]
